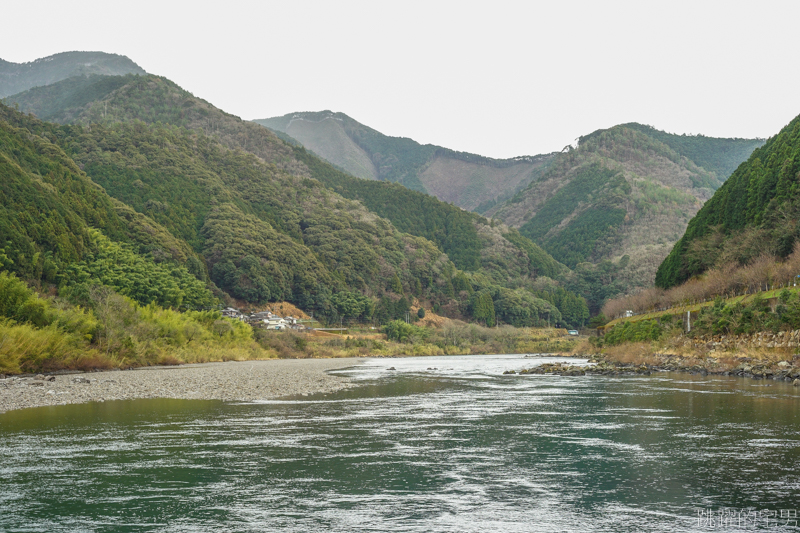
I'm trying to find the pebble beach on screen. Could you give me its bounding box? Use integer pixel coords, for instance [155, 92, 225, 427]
[0, 358, 361, 414]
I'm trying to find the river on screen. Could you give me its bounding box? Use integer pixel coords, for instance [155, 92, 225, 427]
[1, 354, 799, 532]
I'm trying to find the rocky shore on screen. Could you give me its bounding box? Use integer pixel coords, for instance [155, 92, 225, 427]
[0, 358, 361, 414]
[505, 353, 800, 384]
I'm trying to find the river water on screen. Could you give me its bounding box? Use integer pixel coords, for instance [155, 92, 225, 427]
[1, 354, 799, 532]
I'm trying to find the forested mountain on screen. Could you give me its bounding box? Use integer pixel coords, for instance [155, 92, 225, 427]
[0, 105, 215, 310]
[0, 73, 589, 327]
[656, 114, 800, 288]
[490, 124, 764, 308]
[255, 111, 555, 212]
[0, 52, 145, 97]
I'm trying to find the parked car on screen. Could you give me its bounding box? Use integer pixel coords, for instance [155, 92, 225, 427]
[567, 330, 579, 336]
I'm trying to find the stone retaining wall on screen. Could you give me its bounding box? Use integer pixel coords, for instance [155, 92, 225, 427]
[681, 330, 800, 351]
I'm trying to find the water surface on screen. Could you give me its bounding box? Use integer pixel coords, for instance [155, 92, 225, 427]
[1, 354, 799, 532]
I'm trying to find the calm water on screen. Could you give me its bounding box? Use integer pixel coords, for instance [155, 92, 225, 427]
[1, 354, 799, 532]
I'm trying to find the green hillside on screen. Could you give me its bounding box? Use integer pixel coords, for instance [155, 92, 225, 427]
[5, 74, 562, 278]
[491, 124, 763, 311]
[2, 73, 136, 122]
[0, 105, 215, 310]
[0, 74, 589, 327]
[620, 123, 765, 183]
[656, 114, 800, 288]
[0, 52, 145, 97]
[8, 76, 569, 273]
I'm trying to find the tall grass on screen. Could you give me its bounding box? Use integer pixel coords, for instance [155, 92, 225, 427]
[603, 245, 800, 318]
[0, 272, 274, 374]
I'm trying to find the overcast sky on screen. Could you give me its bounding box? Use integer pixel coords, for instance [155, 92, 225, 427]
[2, 0, 798, 158]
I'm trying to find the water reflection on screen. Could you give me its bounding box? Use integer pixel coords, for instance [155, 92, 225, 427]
[1, 354, 799, 532]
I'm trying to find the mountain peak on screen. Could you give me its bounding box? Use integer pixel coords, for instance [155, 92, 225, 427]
[0, 51, 145, 97]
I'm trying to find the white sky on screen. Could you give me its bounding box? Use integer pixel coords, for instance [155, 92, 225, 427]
[2, 0, 799, 158]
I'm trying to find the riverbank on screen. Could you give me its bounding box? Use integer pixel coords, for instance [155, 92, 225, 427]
[0, 358, 361, 414]
[515, 350, 800, 384]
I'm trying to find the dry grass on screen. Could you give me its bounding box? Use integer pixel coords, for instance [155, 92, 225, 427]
[411, 307, 449, 328]
[570, 339, 595, 355]
[604, 245, 800, 320]
[602, 342, 659, 365]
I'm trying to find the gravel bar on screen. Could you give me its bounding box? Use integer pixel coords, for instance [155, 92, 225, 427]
[0, 358, 362, 414]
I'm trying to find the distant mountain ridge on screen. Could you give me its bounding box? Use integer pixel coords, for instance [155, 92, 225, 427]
[255, 111, 556, 212]
[0, 51, 145, 97]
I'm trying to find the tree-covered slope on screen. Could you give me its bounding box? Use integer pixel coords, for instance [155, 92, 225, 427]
[488, 124, 764, 310]
[287, 144, 566, 281]
[3, 73, 136, 123]
[9, 74, 566, 279]
[656, 114, 800, 288]
[255, 110, 555, 212]
[2, 73, 588, 326]
[0, 52, 145, 97]
[620, 123, 765, 183]
[0, 105, 215, 310]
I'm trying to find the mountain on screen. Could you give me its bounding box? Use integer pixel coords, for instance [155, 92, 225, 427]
[656, 114, 800, 288]
[490, 124, 764, 299]
[254, 111, 555, 212]
[0, 72, 588, 327]
[0, 51, 145, 97]
[0, 104, 215, 310]
[2, 73, 136, 123]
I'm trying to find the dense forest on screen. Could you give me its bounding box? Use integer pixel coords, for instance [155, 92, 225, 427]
[518, 163, 629, 267]
[0, 75, 589, 329]
[656, 113, 800, 288]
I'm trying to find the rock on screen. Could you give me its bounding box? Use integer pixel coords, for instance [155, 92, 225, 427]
[71, 377, 91, 384]
[794, 379, 800, 387]
[34, 374, 46, 381]
[28, 382, 44, 387]
[778, 361, 790, 368]
[386, 367, 396, 371]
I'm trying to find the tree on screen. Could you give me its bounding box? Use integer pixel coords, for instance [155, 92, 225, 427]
[389, 273, 403, 294]
[471, 292, 495, 327]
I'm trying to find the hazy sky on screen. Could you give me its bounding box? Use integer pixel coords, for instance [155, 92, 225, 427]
[2, 0, 799, 158]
